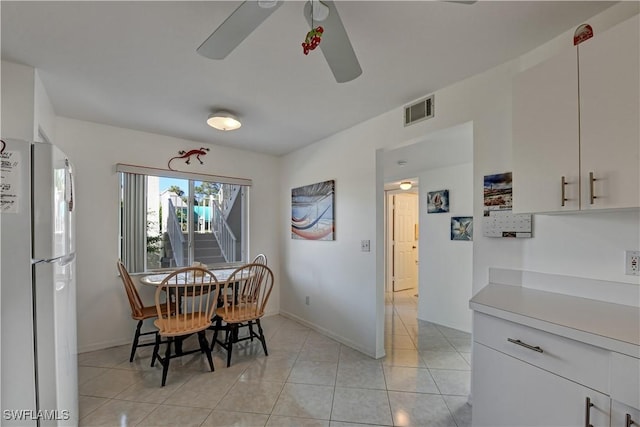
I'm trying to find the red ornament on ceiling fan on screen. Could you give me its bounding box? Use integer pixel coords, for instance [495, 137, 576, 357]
[302, 25, 323, 55]
[301, 0, 328, 56]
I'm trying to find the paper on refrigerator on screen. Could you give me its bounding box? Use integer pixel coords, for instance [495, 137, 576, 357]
[0, 150, 22, 213]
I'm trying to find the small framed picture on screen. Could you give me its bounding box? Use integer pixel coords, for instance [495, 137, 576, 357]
[451, 216, 473, 241]
[427, 189, 449, 213]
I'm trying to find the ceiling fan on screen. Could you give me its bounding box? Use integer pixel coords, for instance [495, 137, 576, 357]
[196, 1, 477, 84]
[196, 0, 361, 83]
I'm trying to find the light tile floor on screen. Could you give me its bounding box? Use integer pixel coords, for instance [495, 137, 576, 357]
[78, 290, 472, 426]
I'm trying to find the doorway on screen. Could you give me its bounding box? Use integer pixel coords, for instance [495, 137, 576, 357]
[376, 121, 474, 353]
[386, 190, 419, 293]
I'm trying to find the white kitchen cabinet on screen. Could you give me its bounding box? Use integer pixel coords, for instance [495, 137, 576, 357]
[512, 46, 580, 213]
[473, 312, 610, 393]
[470, 281, 640, 427]
[610, 352, 640, 427]
[472, 342, 611, 427]
[611, 401, 640, 427]
[578, 14, 639, 211]
[513, 14, 639, 213]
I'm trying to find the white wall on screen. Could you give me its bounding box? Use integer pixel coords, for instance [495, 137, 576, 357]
[55, 117, 281, 352]
[524, 211, 640, 285]
[281, 55, 526, 358]
[34, 70, 56, 143]
[1, 61, 35, 140]
[280, 3, 639, 358]
[0, 63, 56, 142]
[279, 129, 381, 356]
[418, 162, 473, 332]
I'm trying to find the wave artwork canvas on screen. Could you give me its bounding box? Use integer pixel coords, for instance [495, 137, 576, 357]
[291, 180, 335, 240]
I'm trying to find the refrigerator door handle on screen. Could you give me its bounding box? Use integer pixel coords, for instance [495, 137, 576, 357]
[65, 158, 74, 212]
[31, 252, 76, 266]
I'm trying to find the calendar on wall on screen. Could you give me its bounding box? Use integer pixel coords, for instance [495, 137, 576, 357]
[482, 172, 533, 238]
[482, 210, 532, 238]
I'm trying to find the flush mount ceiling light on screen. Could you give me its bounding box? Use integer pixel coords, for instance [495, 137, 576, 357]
[399, 181, 412, 190]
[207, 111, 241, 131]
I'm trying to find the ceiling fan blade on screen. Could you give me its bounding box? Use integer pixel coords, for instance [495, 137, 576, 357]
[304, 1, 362, 83]
[197, 0, 283, 60]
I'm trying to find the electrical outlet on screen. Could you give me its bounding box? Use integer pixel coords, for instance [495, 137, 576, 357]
[361, 240, 370, 252]
[305, 296, 310, 305]
[625, 250, 640, 276]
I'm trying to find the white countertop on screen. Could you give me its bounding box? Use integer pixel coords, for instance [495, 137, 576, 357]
[470, 283, 640, 358]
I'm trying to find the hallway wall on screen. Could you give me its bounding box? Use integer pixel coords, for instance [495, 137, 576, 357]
[418, 163, 473, 332]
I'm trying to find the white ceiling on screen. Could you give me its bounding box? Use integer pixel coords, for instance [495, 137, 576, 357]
[1, 1, 613, 156]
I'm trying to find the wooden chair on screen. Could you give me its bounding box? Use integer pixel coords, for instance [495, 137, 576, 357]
[252, 253, 267, 265]
[210, 263, 274, 367]
[152, 267, 220, 386]
[117, 260, 168, 363]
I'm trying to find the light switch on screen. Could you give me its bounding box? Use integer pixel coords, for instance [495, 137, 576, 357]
[361, 240, 370, 252]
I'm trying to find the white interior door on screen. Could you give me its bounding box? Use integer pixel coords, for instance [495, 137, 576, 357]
[393, 193, 418, 292]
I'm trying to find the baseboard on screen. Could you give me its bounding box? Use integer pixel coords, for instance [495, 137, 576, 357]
[264, 308, 279, 318]
[78, 337, 132, 354]
[278, 310, 377, 359]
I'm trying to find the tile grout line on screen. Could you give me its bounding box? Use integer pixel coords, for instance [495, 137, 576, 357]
[264, 327, 307, 426]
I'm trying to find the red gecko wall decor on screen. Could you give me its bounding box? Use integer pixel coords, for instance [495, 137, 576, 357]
[167, 147, 210, 171]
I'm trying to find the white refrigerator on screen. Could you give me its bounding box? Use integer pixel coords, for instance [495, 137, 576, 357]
[1, 138, 78, 426]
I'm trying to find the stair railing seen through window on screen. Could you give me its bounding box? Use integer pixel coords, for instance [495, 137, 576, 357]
[117, 164, 250, 273]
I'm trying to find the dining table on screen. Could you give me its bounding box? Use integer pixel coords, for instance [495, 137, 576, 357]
[139, 267, 245, 356]
[139, 268, 240, 287]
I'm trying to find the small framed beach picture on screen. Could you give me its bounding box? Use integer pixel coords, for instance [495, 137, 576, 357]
[427, 189, 449, 213]
[451, 216, 473, 241]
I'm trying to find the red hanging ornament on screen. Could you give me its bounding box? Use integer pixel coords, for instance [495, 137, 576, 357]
[302, 25, 324, 55]
[573, 23, 593, 46]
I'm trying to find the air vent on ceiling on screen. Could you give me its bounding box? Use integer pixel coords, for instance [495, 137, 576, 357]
[404, 95, 434, 127]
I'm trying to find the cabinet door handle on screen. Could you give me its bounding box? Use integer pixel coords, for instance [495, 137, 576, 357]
[561, 176, 568, 206]
[589, 172, 598, 204]
[507, 338, 543, 353]
[627, 414, 637, 427]
[585, 397, 594, 427]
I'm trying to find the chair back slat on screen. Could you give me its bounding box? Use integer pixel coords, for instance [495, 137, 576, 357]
[155, 267, 220, 336]
[220, 263, 274, 322]
[117, 260, 145, 318]
[252, 253, 267, 265]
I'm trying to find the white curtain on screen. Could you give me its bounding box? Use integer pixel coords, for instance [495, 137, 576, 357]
[122, 173, 146, 272]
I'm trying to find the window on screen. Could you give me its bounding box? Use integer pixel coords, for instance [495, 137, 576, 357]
[117, 164, 250, 273]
